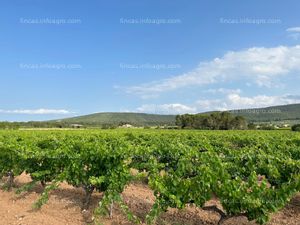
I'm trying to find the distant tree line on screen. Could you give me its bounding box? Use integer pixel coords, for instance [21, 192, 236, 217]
[0, 121, 72, 129]
[175, 112, 247, 130]
[0, 122, 20, 130]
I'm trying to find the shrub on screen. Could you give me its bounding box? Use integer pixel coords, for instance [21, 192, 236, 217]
[291, 124, 300, 132]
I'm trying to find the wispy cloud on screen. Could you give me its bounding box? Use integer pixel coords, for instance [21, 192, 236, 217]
[287, 27, 300, 40]
[204, 88, 241, 95]
[287, 27, 300, 32]
[0, 108, 73, 115]
[123, 45, 300, 98]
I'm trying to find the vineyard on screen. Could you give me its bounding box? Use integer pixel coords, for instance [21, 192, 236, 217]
[0, 129, 300, 225]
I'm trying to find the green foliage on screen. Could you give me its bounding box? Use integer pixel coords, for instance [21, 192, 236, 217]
[247, 123, 257, 130]
[176, 112, 247, 130]
[33, 181, 60, 209]
[15, 180, 37, 194]
[0, 129, 299, 224]
[291, 124, 300, 132]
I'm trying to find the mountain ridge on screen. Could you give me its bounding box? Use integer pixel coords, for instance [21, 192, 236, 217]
[55, 103, 300, 126]
[55, 112, 176, 126]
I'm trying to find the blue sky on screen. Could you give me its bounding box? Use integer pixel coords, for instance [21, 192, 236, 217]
[1, 0, 300, 121]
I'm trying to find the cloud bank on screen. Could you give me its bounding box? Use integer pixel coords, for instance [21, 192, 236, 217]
[136, 94, 300, 114]
[196, 94, 300, 111]
[124, 45, 300, 97]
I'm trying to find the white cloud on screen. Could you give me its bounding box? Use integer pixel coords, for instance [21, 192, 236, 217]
[287, 27, 300, 40]
[0, 108, 73, 115]
[205, 88, 241, 95]
[136, 103, 197, 114]
[225, 94, 300, 108]
[124, 45, 300, 97]
[287, 27, 300, 32]
[196, 99, 226, 111]
[196, 94, 300, 112]
[133, 94, 300, 115]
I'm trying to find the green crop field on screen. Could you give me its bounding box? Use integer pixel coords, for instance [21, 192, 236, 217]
[0, 129, 300, 224]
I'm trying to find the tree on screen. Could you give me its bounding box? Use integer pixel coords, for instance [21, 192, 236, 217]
[291, 124, 300, 132]
[247, 123, 256, 130]
[175, 112, 247, 130]
[231, 116, 248, 130]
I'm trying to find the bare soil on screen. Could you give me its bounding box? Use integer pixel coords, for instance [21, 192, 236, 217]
[0, 174, 299, 225]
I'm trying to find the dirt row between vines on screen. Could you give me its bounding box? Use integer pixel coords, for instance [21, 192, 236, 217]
[0, 174, 299, 225]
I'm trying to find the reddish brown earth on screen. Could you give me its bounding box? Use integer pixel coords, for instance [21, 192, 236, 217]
[0, 174, 299, 225]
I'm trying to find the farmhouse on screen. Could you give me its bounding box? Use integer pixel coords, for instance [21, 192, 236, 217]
[70, 124, 83, 129]
[119, 124, 134, 128]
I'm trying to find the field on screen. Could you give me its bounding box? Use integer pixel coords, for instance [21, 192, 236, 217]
[0, 129, 300, 225]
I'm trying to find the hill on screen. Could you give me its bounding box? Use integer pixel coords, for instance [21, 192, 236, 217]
[53, 104, 300, 127]
[56, 112, 176, 127]
[228, 103, 300, 123]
